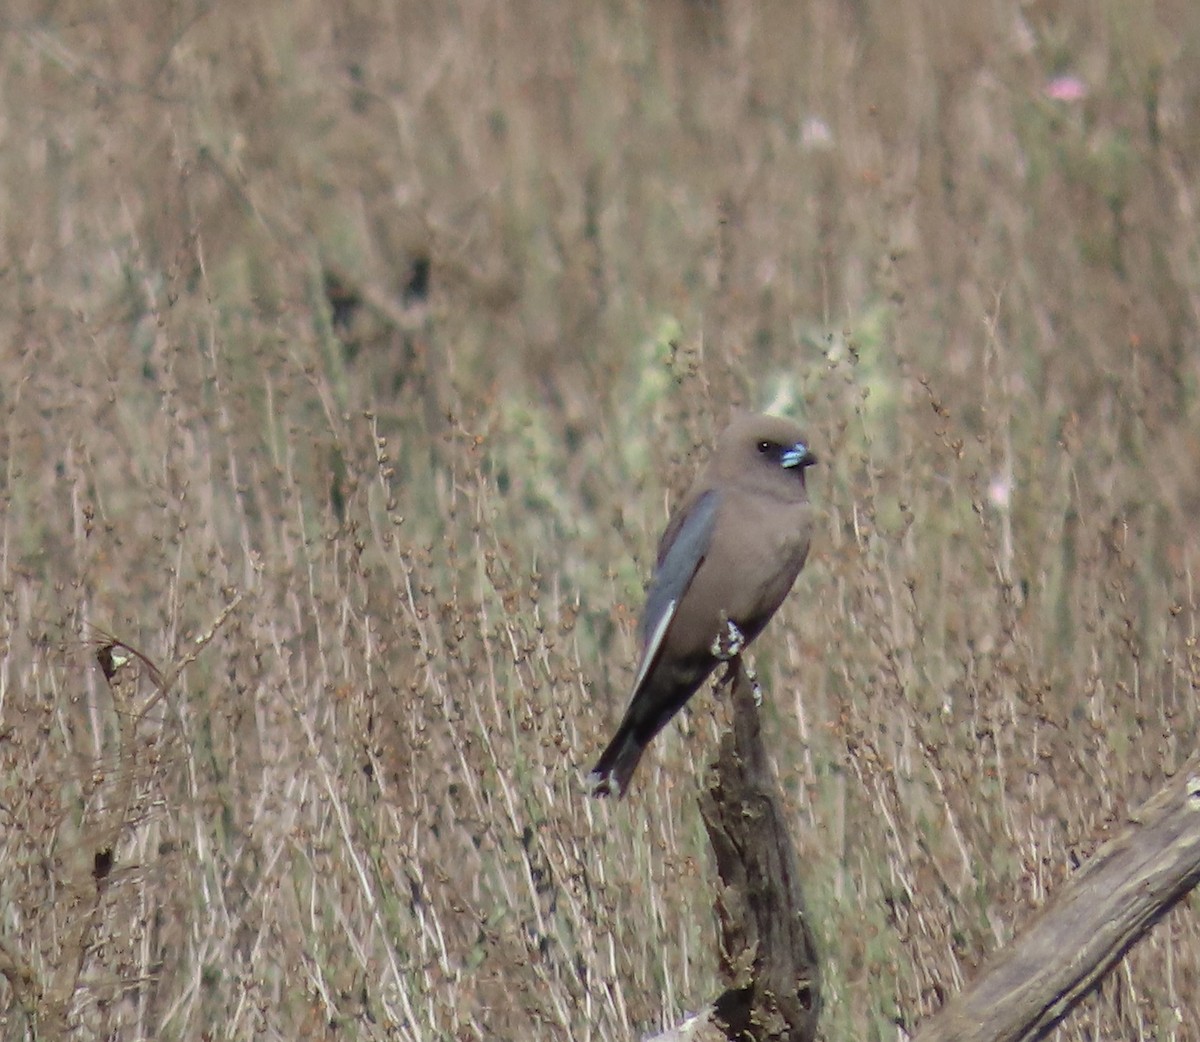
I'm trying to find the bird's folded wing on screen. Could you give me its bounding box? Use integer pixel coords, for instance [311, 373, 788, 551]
[631, 489, 719, 693]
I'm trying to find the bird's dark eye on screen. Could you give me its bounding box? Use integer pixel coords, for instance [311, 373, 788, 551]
[757, 441, 772, 455]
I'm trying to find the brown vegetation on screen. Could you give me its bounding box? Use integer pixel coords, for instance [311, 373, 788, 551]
[2, 1, 1199, 1039]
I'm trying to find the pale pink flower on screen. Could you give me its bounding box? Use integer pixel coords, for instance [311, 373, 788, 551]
[1045, 75, 1087, 102]
[988, 477, 1013, 509]
[800, 116, 833, 150]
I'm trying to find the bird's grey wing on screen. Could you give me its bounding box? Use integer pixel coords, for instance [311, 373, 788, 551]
[631, 489, 719, 694]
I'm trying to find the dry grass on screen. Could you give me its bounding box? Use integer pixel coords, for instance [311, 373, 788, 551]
[2, 0, 1200, 1039]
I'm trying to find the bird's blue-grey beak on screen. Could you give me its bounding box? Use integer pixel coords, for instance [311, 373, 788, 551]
[781, 442, 818, 469]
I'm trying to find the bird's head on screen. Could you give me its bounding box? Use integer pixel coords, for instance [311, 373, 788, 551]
[712, 413, 818, 500]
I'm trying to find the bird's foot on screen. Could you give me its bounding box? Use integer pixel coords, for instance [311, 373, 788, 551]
[745, 663, 763, 706]
[710, 616, 746, 661]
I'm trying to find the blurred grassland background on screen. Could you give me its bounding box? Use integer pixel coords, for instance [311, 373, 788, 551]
[2, 0, 1200, 1039]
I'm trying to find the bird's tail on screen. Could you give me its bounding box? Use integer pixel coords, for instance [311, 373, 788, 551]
[586, 724, 646, 798]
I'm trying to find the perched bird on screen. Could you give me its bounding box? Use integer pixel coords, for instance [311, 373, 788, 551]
[588, 413, 818, 797]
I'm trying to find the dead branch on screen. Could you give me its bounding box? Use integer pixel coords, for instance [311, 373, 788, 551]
[913, 760, 1200, 1042]
[694, 662, 821, 1042]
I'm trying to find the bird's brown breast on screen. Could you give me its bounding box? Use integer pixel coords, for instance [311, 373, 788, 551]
[663, 494, 811, 659]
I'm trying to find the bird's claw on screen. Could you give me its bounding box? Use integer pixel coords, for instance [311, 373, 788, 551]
[710, 617, 746, 661]
[745, 663, 763, 706]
